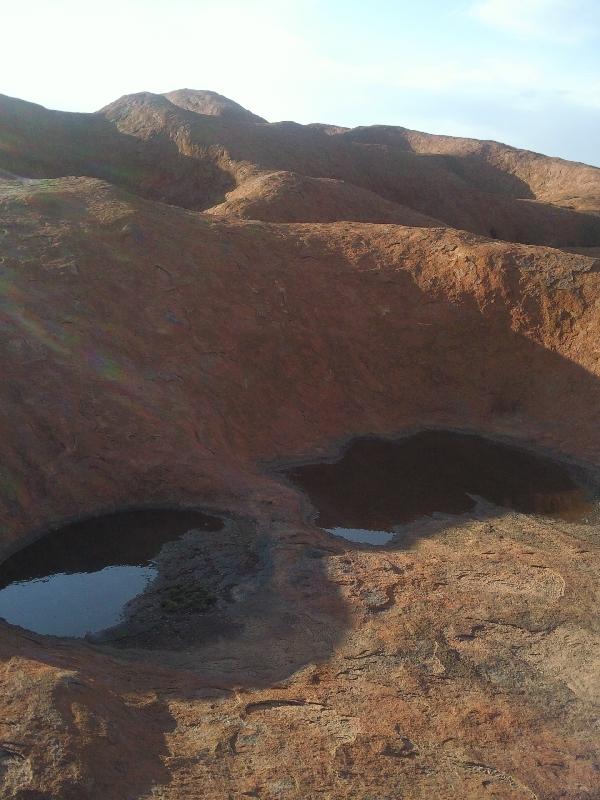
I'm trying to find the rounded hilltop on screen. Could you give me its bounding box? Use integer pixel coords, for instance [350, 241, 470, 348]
[162, 88, 267, 122]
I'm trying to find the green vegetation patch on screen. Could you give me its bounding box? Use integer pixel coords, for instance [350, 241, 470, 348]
[160, 582, 217, 614]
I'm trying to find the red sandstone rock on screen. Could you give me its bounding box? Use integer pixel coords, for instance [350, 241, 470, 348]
[2, 90, 600, 246]
[0, 94, 600, 799]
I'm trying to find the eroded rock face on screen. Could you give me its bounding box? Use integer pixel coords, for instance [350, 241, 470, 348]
[1, 100, 600, 798]
[2, 89, 600, 246]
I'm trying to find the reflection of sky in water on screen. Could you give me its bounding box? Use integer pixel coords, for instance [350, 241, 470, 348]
[325, 527, 394, 545]
[0, 565, 157, 637]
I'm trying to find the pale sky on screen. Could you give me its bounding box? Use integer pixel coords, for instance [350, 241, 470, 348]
[2, 0, 599, 165]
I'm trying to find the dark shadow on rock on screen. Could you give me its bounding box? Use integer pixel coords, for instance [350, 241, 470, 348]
[0, 93, 235, 210]
[88, 511, 351, 689]
[0, 509, 350, 691]
[0, 643, 177, 800]
[440, 154, 536, 200]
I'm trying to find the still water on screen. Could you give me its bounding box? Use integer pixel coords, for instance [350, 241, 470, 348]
[285, 431, 595, 545]
[0, 508, 222, 637]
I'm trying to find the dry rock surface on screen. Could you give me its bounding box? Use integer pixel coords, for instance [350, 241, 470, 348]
[0, 92, 599, 799]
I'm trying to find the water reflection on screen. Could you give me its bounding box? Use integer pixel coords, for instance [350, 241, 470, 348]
[0, 566, 157, 637]
[325, 528, 395, 545]
[0, 508, 222, 637]
[284, 431, 595, 544]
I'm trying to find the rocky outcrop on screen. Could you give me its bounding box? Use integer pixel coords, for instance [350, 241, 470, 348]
[2, 90, 600, 246]
[1, 92, 600, 799]
[205, 170, 446, 225]
[0, 172, 599, 798]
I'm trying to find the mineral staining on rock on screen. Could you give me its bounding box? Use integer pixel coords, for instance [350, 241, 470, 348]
[1, 89, 600, 799]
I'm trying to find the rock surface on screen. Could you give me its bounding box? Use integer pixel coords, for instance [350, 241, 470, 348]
[162, 88, 267, 123]
[2, 90, 600, 246]
[1, 94, 600, 799]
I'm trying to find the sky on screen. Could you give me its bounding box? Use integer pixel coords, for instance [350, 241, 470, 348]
[1, 0, 599, 166]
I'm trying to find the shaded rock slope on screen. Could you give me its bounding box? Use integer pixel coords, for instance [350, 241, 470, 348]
[1, 94, 600, 799]
[2, 89, 600, 246]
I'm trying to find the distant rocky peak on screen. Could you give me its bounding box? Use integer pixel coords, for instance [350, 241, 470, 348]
[162, 88, 266, 123]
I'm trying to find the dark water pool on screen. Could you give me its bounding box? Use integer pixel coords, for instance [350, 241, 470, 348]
[284, 431, 596, 545]
[0, 508, 222, 637]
